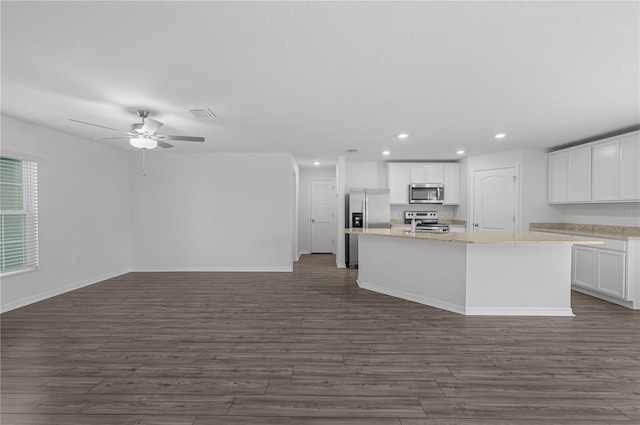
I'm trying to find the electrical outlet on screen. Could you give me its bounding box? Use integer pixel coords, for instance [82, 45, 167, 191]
[73, 256, 80, 265]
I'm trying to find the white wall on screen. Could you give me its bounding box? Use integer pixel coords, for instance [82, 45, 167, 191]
[336, 157, 346, 268]
[464, 148, 564, 232]
[129, 152, 295, 271]
[298, 167, 335, 255]
[291, 160, 300, 263]
[454, 157, 469, 221]
[1, 115, 131, 312]
[521, 148, 565, 228]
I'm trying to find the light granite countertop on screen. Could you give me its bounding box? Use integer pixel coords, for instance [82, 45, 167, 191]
[529, 223, 640, 240]
[344, 228, 603, 245]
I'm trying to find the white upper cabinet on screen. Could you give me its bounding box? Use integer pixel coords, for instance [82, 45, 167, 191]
[409, 165, 427, 184]
[547, 130, 639, 204]
[387, 163, 410, 205]
[388, 162, 460, 205]
[547, 145, 591, 203]
[409, 164, 445, 184]
[426, 164, 445, 184]
[593, 140, 619, 201]
[619, 133, 640, 201]
[567, 146, 592, 202]
[548, 151, 568, 203]
[443, 163, 460, 205]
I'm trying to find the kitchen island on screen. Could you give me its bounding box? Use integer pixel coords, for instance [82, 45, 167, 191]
[343, 229, 601, 316]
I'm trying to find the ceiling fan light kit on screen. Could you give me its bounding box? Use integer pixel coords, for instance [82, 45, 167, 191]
[130, 136, 157, 150]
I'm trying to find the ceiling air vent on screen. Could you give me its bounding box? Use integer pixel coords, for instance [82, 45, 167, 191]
[186, 107, 216, 119]
[346, 148, 359, 153]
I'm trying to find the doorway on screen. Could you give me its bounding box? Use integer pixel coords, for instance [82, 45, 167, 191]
[310, 180, 334, 253]
[472, 167, 517, 232]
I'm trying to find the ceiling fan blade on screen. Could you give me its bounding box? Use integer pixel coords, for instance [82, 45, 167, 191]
[160, 135, 205, 142]
[141, 118, 163, 134]
[69, 119, 125, 132]
[157, 141, 174, 149]
[95, 137, 131, 140]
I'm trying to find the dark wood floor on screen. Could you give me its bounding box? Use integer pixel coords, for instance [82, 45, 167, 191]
[2, 254, 639, 424]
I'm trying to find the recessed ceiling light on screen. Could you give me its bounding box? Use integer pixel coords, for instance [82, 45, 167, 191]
[382, 151, 390, 155]
[398, 133, 409, 139]
[456, 150, 465, 155]
[494, 133, 507, 139]
[313, 160, 320, 166]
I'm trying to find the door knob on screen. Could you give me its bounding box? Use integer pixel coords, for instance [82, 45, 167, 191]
[474, 223, 479, 227]
[312, 219, 315, 222]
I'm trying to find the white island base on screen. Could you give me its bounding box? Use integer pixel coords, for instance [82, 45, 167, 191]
[357, 234, 575, 316]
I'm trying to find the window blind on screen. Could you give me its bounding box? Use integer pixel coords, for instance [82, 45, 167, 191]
[0, 156, 38, 274]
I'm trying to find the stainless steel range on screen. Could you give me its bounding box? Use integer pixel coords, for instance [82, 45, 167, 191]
[404, 211, 450, 232]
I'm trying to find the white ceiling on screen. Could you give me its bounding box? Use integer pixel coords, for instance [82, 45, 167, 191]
[2, 1, 638, 167]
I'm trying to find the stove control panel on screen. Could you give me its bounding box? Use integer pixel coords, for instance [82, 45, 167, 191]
[405, 211, 438, 220]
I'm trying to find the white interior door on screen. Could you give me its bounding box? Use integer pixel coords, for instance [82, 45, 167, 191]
[310, 180, 334, 253]
[472, 168, 516, 232]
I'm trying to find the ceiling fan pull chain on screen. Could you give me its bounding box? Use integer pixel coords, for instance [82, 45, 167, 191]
[142, 148, 146, 176]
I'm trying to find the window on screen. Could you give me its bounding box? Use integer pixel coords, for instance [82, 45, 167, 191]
[0, 156, 38, 275]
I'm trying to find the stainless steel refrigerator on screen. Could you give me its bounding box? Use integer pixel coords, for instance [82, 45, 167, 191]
[345, 188, 391, 268]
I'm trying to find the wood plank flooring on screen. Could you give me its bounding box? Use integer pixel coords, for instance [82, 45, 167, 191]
[2, 254, 639, 424]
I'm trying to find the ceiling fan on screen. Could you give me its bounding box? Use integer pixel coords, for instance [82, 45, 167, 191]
[69, 109, 205, 149]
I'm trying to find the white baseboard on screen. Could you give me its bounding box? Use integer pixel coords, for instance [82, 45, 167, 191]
[357, 279, 574, 316]
[131, 266, 293, 272]
[1, 268, 131, 314]
[336, 261, 346, 269]
[357, 279, 466, 315]
[298, 250, 310, 256]
[464, 307, 574, 316]
[572, 286, 637, 309]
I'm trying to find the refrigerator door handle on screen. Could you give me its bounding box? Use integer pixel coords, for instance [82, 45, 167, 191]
[361, 197, 366, 228]
[365, 197, 369, 228]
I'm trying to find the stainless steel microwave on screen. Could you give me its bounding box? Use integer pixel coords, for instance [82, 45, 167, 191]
[409, 184, 444, 204]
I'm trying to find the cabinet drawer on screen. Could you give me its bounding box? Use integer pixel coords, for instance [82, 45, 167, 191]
[573, 236, 626, 251]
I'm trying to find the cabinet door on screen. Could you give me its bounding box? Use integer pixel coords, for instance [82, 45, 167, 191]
[596, 249, 626, 299]
[572, 245, 596, 289]
[426, 164, 444, 184]
[567, 146, 592, 202]
[410, 165, 428, 184]
[619, 133, 640, 201]
[592, 140, 619, 201]
[548, 151, 568, 203]
[443, 163, 460, 205]
[387, 164, 410, 205]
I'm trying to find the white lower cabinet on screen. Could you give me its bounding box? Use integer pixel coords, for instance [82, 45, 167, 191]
[572, 246, 596, 289]
[572, 242, 626, 300]
[596, 249, 626, 298]
[533, 230, 637, 308]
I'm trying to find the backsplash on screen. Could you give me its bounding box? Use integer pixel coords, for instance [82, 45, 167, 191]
[555, 203, 640, 227]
